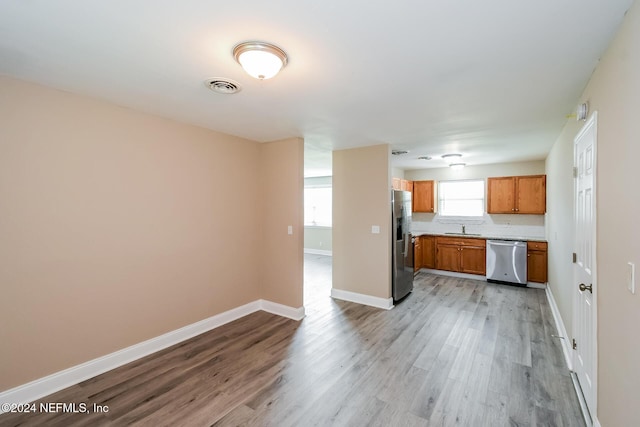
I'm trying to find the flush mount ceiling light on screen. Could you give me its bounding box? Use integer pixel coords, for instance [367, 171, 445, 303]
[391, 150, 409, 155]
[450, 163, 466, 170]
[233, 41, 288, 80]
[442, 153, 462, 164]
[418, 156, 432, 160]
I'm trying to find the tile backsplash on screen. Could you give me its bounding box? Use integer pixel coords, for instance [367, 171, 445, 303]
[412, 213, 545, 239]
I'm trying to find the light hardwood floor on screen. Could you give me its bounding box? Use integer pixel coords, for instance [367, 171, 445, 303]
[0, 254, 584, 426]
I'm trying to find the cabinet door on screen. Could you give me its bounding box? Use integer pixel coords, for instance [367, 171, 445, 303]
[460, 246, 486, 275]
[516, 175, 546, 214]
[413, 180, 435, 213]
[487, 177, 515, 213]
[400, 179, 413, 192]
[422, 236, 436, 269]
[392, 178, 401, 190]
[527, 241, 547, 282]
[414, 237, 422, 272]
[436, 244, 460, 272]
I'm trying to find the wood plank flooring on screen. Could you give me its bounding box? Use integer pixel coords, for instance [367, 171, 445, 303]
[0, 254, 585, 426]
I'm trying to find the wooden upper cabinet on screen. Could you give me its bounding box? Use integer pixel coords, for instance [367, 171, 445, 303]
[392, 178, 401, 190]
[487, 175, 546, 214]
[413, 180, 436, 213]
[516, 175, 546, 214]
[487, 177, 516, 213]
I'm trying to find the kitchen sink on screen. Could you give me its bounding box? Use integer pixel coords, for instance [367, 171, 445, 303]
[444, 232, 482, 236]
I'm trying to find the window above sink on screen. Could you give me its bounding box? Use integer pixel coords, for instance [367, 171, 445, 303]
[438, 179, 485, 217]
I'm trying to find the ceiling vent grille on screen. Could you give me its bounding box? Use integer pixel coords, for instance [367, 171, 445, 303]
[206, 78, 241, 94]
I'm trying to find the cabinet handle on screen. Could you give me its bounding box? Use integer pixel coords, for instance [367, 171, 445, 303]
[515, 208, 519, 212]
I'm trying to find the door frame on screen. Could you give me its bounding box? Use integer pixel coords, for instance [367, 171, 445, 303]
[572, 111, 598, 420]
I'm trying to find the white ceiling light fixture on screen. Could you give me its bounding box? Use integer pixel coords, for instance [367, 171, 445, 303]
[233, 41, 288, 80]
[442, 153, 462, 164]
[450, 163, 466, 170]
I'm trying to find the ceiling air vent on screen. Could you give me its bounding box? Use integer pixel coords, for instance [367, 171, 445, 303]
[206, 78, 241, 94]
[391, 150, 409, 155]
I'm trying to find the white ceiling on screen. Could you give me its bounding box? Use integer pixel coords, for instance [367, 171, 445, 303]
[0, 1, 633, 176]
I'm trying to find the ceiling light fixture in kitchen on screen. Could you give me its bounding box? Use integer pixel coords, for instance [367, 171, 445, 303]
[442, 153, 462, 163]
[450, 163, 466, 170]
[233, 41, 288, 80]
[418, 156, 432, 160]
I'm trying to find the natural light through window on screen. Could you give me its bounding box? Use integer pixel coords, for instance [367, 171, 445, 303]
[304, 187, 332, 226]
[439, 180, 485, 217]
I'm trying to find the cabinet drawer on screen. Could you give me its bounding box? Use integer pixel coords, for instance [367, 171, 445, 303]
[527, 241, 548, 251]
[436, 236, 485, 247]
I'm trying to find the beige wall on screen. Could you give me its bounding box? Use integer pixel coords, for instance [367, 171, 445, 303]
[0, 76, 303, 391]
[260, 138, 304, 308]
[304, 227, 332, 252]
[333, 144, 391, 299]
[545, 121, 580, 337]
[545, 2, 640, 425]
[404, 160, 545, 181]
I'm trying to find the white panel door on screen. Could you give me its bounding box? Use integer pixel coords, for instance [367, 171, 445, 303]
[573, 111, 597, 418]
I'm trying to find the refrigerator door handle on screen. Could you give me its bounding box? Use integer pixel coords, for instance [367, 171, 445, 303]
[404, 234, 409, 256]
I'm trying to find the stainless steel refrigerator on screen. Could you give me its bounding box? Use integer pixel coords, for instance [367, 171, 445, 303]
[392, 190, 413, 301]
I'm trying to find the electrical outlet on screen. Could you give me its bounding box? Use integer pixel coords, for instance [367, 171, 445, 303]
[287, 225, 293, 235]
[628, 262, 636, 294]
[371, 225, 380, 234]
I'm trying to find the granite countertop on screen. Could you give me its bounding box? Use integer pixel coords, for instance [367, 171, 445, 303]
[412, 232, 547, 243]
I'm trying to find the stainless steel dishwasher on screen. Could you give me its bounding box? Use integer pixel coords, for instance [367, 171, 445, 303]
[486, 240, 527, 285]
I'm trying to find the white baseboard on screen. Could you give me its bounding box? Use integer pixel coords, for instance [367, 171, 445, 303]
[331, 288, 394, 310]
[527, 282, 547, 289]
[260, 300, 305, 321]
[420, 268, 485, 281]
[304, 248, 332, 256]
[545, 285, 573, 371]
[0, 299, 302, 412]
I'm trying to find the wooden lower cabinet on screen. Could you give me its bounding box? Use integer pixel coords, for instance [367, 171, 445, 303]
[413, 236, 422, 272]
[421, 236, 436, 269]
[415, 235, 546, 281]
[435, 237, 486, 275]
[527, 241, 548, 283]
[414, 235, 436, 272]
[460, 246, 486, 275]
[436, 243, 460, 272]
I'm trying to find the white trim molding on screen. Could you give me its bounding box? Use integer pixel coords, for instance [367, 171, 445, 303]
[421, 268, 485, 281]
[260, 300, 305, 321]
[304, 248, 332, 256]
[545, 285, 573, 371]
[0, 299, 303, 412]
[330, 288, 394, 310]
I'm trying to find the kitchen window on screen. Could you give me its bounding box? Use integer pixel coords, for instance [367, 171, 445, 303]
[438, 180, 484, 217]
[304, 186, 332, 226]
